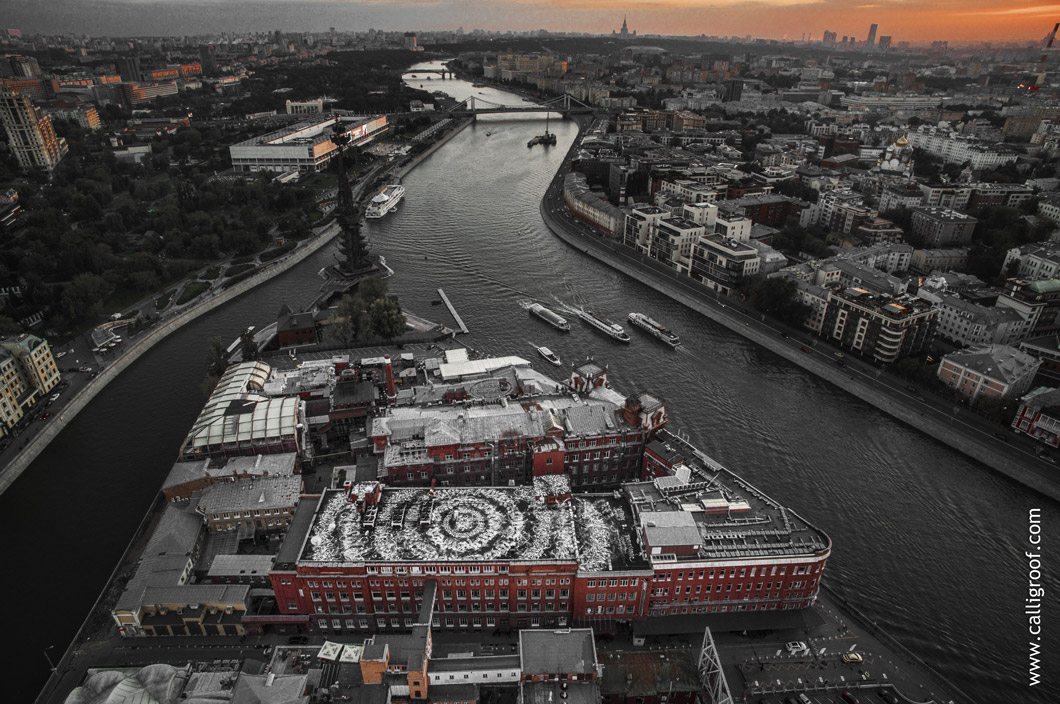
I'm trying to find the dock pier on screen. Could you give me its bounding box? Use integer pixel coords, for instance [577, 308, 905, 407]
[437, 288, 469, 334]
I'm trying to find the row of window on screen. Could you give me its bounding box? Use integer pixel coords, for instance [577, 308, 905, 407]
[584, 578, 639, 588]
[315, 615, 557, 629]
[655, 564, 813, 581]
[300, 574, 566, 589]
[210, 506, 291, 520]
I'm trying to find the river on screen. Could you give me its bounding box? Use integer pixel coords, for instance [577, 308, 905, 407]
[3, 61, 1055, 703]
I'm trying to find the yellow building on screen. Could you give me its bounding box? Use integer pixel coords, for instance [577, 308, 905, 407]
[0, 334, 60, 434]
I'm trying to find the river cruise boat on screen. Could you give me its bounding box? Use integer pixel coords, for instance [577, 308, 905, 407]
[528, 303, 570, 331]
[628, 312, 680, 347]
[365, 185, 405, 219]
[579, 310, 631, 342]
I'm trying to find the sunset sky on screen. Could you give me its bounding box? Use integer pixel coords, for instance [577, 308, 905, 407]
[5, 0, 1056, 43]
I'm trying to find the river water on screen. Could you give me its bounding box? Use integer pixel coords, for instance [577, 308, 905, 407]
[3, 61, 1055, 703]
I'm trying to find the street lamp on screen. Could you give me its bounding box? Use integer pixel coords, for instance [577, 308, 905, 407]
[43, 645, 57, 673]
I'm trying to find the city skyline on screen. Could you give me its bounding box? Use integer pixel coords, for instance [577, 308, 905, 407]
[3, 0, 1057, 44]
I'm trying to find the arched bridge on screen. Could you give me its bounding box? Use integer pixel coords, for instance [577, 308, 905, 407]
[446, 93, 595, 118]
[403, 68, 454, 79]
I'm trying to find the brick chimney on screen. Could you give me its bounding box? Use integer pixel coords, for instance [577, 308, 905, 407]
[622, 395, 642, 426]
[384, 354, 396, 401]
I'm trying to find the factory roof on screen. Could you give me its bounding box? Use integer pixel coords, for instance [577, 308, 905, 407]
[519, 629, 598, 676]
[598, 649, 700, 697]
[163, 453, 298, 491]
[300, 477, 584, 564]
[373, 392, 629, 455]
[437, 355, 530, 381]
[207, 554, 275, 578]
[197, 475, 303, 515]
[181, 361, 303, 456]
[229, 671, 309, 704]
[114, 503, 203, 613]
[626, 432, 831, 563]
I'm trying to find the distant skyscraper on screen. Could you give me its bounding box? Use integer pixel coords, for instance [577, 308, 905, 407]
[0, 86, 68, 172]
[199, 45, 218, 76]
[878, 36, 892, 51]
[866, 23, 878, 48]
[723, 79, 743, 103]
[823, 30, 837, 45]
[620, 15, 629, 36]
[118, 56, 142, 83]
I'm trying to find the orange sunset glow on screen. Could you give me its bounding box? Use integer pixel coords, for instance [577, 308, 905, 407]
[505, 0, 1057, 43]
[4, 0, 1057, 42]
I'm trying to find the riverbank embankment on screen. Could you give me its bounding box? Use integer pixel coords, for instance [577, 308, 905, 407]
[539, 124, 1060, 505]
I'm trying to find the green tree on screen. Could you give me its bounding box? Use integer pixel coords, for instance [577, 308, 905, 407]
[0, 316, 22, 335]
[741, 276, 812, 327]
[203, 336, 228, 393]
[240, 327, 259, 361]
[368, 298, 406, 341]
[356, 276, 389, 306]
[61, 273, 110, 322]
[327, 294, 367, 346]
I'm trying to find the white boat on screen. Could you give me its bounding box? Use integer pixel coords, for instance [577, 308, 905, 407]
[628, 312, 680, 347]
[528, 303, 570, 331]
[536, 345, 561, 366]
[365, 184, 406, 219]
[579, 310, 631, 342]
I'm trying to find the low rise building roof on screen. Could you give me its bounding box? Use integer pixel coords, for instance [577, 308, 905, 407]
[197, 475, 303, 516]
[207, 554, 275, 579]
[519, 628, 598, 676]
[163, 453, 298, 492]
[115, 503, 203, 613]
[943, 344, 1040, 385]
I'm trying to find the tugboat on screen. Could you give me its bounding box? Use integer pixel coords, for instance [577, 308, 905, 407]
[627, 312, 680, 347]
[528, 303, 570, 331]
[535, 345, 562, 366]
[578, 309, 631, 342]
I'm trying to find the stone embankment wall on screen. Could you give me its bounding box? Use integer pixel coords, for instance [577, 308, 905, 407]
[0, 222, 341, 496]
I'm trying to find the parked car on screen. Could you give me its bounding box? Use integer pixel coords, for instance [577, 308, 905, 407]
[48, 392, 61, 404]
[79, 367, 93, 373]
[841, 651, 863, 664]
[799, 346, 810, 353]
[39, 411, 52, 422]
[786, 641, 808, 655]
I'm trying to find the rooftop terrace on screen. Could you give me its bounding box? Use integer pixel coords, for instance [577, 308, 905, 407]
[630, 432, 831, 563]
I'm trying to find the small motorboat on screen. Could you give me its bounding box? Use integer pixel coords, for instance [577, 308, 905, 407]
[536, 345, 561, 366]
